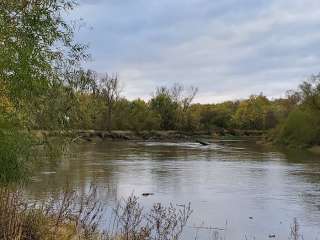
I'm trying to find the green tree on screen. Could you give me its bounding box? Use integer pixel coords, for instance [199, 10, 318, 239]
[272, 74, 320, 147]
[199, 105, 217, 133]
[299, 74, 320, 110]
[99, 74, 121, 131]
[0, 0, 86, 118]
[0, 0, 86, 183]
[149, 84, 197, 130]
[233, 94, 271, 130]
[150, 87, 179, 130]
[274, 109, 320, 147]
[128, 99, 160, 131]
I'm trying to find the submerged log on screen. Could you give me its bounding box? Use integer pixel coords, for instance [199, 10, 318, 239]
[142, 193, 154, 197]
[196, 140, 210, 146]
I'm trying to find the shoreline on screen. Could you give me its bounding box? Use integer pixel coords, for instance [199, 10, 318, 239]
[31, 129, 265, 143]
[30, 129, 320, 155]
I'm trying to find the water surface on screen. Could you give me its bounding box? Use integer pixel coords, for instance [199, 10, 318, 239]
[27, 140, 320, 239]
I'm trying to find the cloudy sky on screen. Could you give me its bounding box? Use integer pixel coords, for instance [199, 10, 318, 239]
[72, 0, 320, 103]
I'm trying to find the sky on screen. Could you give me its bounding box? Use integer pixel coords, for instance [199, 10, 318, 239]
[71, 0, 320, 103]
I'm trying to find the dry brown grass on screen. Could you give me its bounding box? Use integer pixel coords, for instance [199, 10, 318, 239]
[0, 185, 103, 240]
[0, 186, 192, 240]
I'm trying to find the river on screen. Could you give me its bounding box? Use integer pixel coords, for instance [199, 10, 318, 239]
[27, 140, 320, 239]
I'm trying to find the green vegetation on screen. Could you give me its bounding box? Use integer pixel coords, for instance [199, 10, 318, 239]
[62, 74, 292, 134]
[63, 79, 297, 136]
[271, 75, 320, 148]
[0, 0, 86, 183]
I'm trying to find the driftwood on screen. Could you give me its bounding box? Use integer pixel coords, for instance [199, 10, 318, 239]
[196, 140, 210, 146]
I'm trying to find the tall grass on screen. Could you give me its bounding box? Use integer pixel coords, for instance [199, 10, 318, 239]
[0, 186, 192, 240]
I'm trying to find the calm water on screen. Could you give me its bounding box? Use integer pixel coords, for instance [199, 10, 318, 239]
[27, 140, 320, 239]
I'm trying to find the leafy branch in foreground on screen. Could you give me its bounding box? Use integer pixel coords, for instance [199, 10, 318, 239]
[0, 0, 87, 183]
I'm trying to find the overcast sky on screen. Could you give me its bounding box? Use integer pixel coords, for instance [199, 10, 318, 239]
[71, 0, 320, 103]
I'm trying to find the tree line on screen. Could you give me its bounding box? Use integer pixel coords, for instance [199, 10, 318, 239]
[28, 68, 316, 136]
[32, 67, 319, 149]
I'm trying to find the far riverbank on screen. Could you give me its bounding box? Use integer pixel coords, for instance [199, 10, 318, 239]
[31, 129, 265, 143]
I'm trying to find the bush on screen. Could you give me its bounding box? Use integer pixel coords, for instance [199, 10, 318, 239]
[0, 119, 33, 183]
[273, 108, 320, 147]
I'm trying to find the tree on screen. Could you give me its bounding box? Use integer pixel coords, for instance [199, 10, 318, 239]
[99, 74, 121, 131]
[0, 0, 87, 183]
[71, 69, 98, 94]
[200, 105, 217, 133]
[199, 102, 237, 132]
[299, 74, 320, 111]
[150, 87, 178, 130]
[0, 0, 87, 118]
[233, 94, 271, 130]
[150, 84, 198, 130]
[128, 99, 160, 131]
[170, 83, 198, 111]
[271, 74, 320, 147]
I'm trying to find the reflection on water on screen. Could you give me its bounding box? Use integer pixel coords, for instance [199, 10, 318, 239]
[27, 141, 320, 239]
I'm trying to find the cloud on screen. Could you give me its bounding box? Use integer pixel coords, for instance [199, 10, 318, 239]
[71, 0, 320, 103]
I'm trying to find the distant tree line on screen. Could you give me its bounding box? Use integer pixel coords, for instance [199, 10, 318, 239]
[25, 68, 320, 149]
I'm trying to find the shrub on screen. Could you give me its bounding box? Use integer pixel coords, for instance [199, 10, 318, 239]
[0, 126, 33, 183]
[273, 108, 320, 147]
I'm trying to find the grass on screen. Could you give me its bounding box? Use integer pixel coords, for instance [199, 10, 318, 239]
[0, 185, 193, 240]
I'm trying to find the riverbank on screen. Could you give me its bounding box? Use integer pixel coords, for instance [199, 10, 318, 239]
[309, 145, 320, 154]
[31, 129, 266, 143]
[31, 129, 320, 156]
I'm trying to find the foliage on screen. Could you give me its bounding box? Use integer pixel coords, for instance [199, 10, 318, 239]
[127, 99, 160, 132]
[150, 87, 179, 130]
[0, 117, 33, 183]
[233, 95, 273, 130]
[99, 73, 121, 131]
[0, 0, 86, 119]
[299, 73, 320, 110]
[271, 75, 320, 147]
[67, 74, 318, 145]
[199, 101, 238, 133]
[273, 109, 320, 147]
[0, 0, 87, 183]
[148, 84, 198, 131]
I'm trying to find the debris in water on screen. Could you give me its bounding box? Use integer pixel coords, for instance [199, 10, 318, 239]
[196, 140, 210, 146]
[142, 193, 154, 197]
